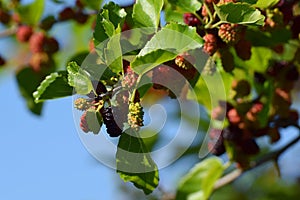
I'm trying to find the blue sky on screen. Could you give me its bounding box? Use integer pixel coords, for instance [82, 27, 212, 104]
[0, 72, 120, 200]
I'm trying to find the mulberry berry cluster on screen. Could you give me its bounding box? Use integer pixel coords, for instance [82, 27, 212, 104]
[152, 54, 198, 98]
[100, 106, 123, 137]
[203, 33, 218, 56]
[208, 60, 299, 168]
[128, 102, 144, 130]
[218, 23, 242, 44]
[121, 66, 138, 89]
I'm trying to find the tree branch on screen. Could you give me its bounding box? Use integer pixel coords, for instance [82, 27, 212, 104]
[213, 126, 300, 190]
[214, 168, 242, 190]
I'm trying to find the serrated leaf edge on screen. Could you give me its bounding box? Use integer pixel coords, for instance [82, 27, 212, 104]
[33, 72, 62, 103]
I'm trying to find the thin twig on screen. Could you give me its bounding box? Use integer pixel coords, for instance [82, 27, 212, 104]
[0, 26, 17, 38]
[252, 133, 300, 168]
[214, 168, 242, 190]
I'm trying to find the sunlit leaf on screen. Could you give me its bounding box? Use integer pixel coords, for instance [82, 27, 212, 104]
[254, 0, 280, 9]
[167, 0, 202, 13]
[214, 2, 265, 25]
[67, 61, 93, 95]
[131, 23, 203, 75]
[176, 157, 224, 200]
[132, 0, 164, 28]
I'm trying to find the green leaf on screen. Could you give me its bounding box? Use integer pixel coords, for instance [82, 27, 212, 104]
[102, 2, 127, 28]
[132, 0, 164, 28]
[67, 61, 93, 95]
[131, 23, 203, 75]
[214, 2, 265, 25]
[17, 0, 45, 25]
[164, 4, 185, 24]
[33, 71, 73, 103]
[16, 67, 43, 115]
[104, 27, 123, 73]
[167, 0, 202, 13]
[254, 0, 280, 9]
[117, 129, 159, 195]
[86, 109, 103, 134]
[93, 2, 126, 45]
[176, 157, 224, 200]
[132, 50, 177, 75]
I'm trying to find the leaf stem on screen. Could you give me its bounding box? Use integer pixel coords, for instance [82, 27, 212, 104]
[193, 12, 205, 26]
[209, 21, 225, 29]
[214, 168, 242, 190]
[203, 2, 214, 28]
[130, 74, 142, 102]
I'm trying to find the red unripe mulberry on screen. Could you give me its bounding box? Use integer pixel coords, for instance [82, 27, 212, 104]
[183, 13, 201, 27]
[16, 25, 33, 42]
[203, 33, 218, 56]
[29, 32, 47, 53]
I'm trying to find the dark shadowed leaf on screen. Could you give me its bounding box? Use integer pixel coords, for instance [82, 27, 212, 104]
[16, 67, 44, 115]
[117, 129, 159, 195]
[33, 71, 73, 103]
